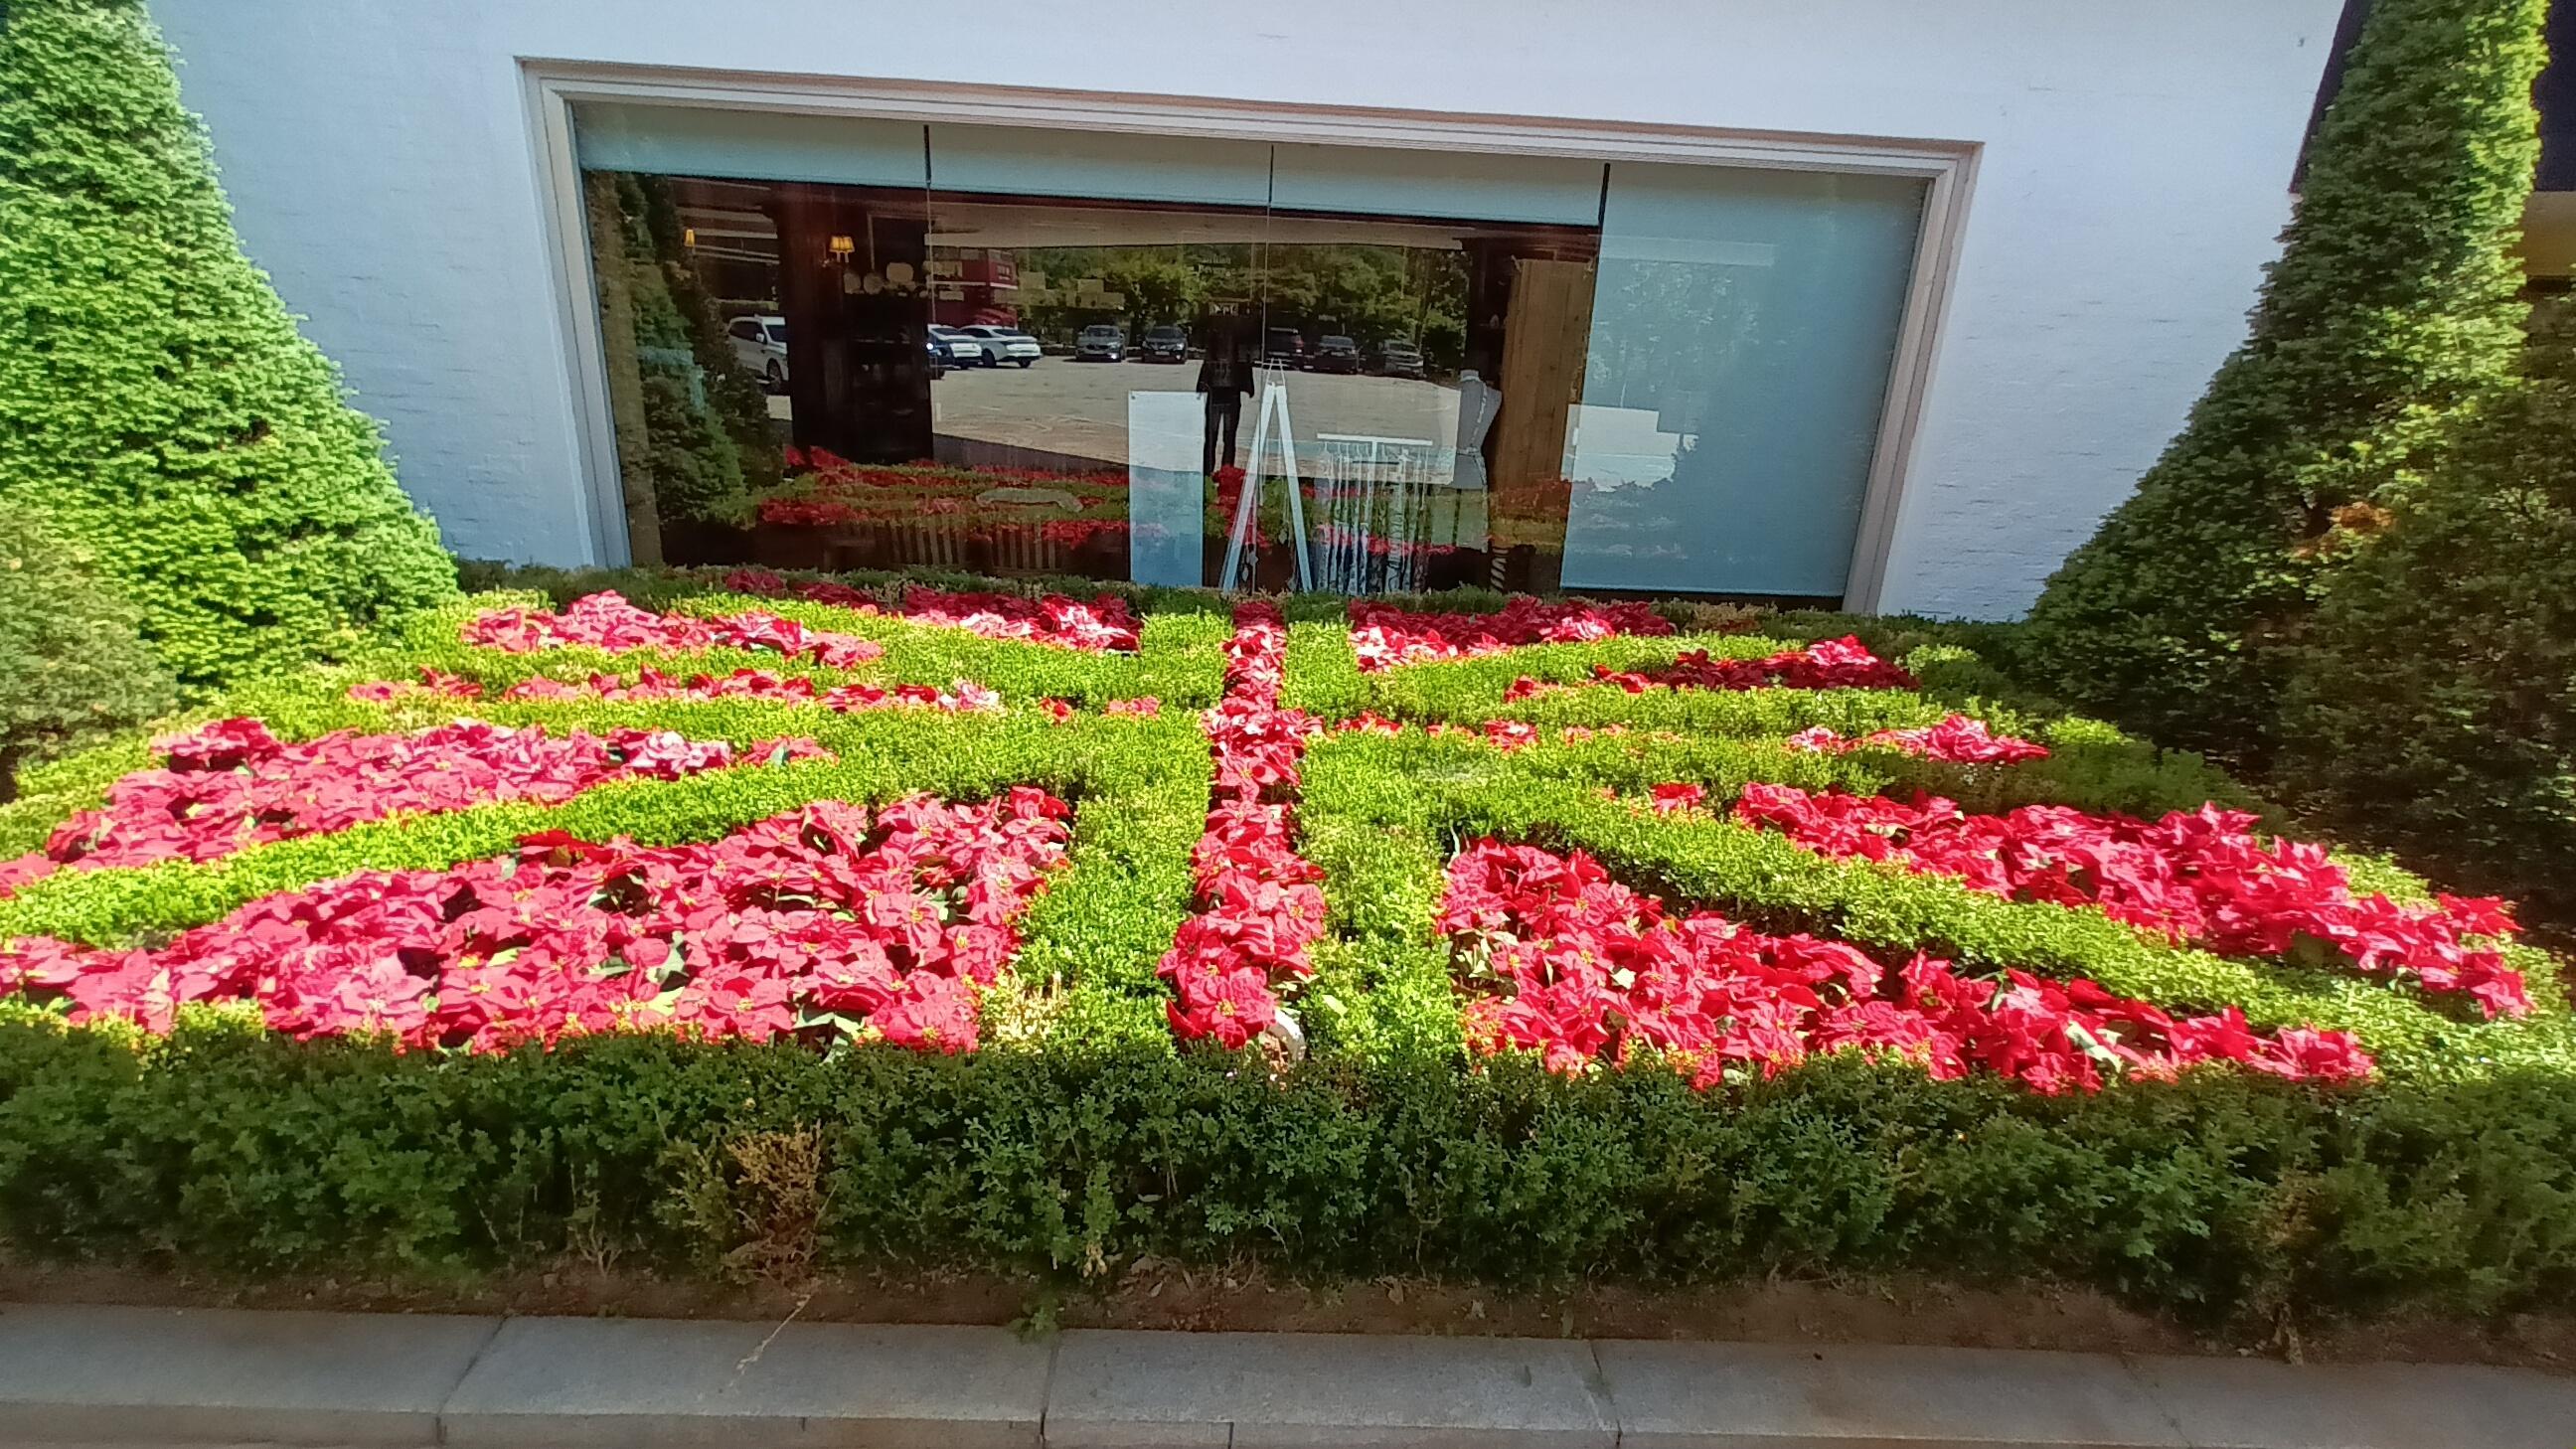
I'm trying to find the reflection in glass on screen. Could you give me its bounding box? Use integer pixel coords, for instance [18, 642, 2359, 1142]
[576, 125, 1919, 601]
[1558, 164, 1924, 600]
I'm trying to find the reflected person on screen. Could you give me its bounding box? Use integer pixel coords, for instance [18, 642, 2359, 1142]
[1197, 310, 1256, 477]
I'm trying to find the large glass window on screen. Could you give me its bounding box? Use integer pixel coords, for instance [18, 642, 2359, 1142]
[1556, 164, 1925, 599]
[573, 108, 1924, 600]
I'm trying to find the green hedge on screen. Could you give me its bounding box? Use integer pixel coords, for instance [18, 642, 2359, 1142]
[2279, 297, 2576, 918]
[3, 1015, 2570, 1324]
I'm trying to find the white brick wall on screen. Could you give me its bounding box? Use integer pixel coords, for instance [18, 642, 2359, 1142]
[150, 0, 2339, 615]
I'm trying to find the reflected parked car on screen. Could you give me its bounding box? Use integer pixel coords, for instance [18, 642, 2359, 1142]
[1076, 324, 1127, 362]
[1139, 324, 1189, 362]
[925, 334, 948, 379]
[926, 326, 988, 368]
[725, 314, 789, 390]
[1312, 335, 1362, 374]
[957, 325, 1043, 368]
[1262, 327, 1307, 370]
[1373, 338, 1427, 380]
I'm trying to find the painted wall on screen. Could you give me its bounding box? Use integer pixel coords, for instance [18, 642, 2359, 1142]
[149, 0, 2341, 616]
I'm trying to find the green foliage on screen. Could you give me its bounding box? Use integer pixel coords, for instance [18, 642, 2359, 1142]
[0, 0, 456, 688]
[2016, 0, 2545, 751]
[0, 517, 174, 803]
[2278, 296, 2576, 916]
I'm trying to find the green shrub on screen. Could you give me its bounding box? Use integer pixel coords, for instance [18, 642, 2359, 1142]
[0, 0, 456, 689]
[2278, 297, 2576, 915]
[0, 516, 173, 803]
[2015, 0, 2544, 753]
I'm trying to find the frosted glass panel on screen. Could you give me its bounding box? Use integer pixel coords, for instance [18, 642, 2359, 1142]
[1272, 144, 1603, 225]
[572, 102, 926, 188]
[929, 125, 1269, 207]
[1560, 163, 1922, 598]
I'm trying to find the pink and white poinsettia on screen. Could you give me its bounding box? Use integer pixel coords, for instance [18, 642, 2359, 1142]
[1159, 600, 1329, 1049]
[463, 591, 886, 667]
[1, 719, 827, 890]
[1785, 714, 2049, 764]
[1352, 596, 1675, 671]
[1439, 838, 2374, 1092]
[1733, 784, 2530, 1017]
[354, 665, 1003, 715]
[715, 571, 1143, 652]
[1, 790, 1072, 1054]
[1502, 637, 1917, 701]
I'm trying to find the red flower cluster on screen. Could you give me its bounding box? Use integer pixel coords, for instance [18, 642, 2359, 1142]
[716, 570, 876, 611]
[1785, 715, 2049, 764]
[1734, 785, 2529, 1017]
[1159, 602, 1328, 1048]
[352, 666, 1002, 715]
[1503, 637, 1916, 701]
[463, 592, 885, 668]
[6, 720, 823, 888]
[895, 586, 1142, 652]
[1440, 840, 2374, 1092]
[757, 497, 860, 526]
[1351, 596, 1674, 671]
[3, 791, 1072, 1052]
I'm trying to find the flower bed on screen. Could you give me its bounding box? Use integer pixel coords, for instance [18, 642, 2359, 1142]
[0, 718, 821, 890]
[3, 792, 1067, 1050]
[0, 572, 2569, 1327]
[1734, 784, 2530, 1017]
[1442, 838, 2371, 1092]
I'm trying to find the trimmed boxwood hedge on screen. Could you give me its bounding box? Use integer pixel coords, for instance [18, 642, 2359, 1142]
[0, 570, 2569, 1331]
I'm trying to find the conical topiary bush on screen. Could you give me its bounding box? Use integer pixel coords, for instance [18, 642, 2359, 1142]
[2014, 0, 2545, 754]
[0, 0, 455, 689]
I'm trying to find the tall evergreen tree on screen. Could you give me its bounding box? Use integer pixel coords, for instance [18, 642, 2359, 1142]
[0, 0, 454, 689]
[2280, 294, 2576, 916]
[2015, 0, 2544, 751]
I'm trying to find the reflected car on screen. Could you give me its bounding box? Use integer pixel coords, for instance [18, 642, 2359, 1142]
[926, 326, 988, 367]
[1076, 324, 1127, 362]
[925, 334, 947, 379]
[1139, 325, 1189, 363]
[1373, 338, 1427, 380]
[1312, 335, 1363, 375]
[958, 325, 1043, 368]
[725, 314, 789, 390]
[1262, 327, 1307, 370]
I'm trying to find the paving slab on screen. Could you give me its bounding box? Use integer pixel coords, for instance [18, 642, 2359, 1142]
[438, 1315, 1050, 1449]
[1044, 1329, 1616, 1449]
[1598, 1339, 2188, 1448]
[0, 1302, 499, 1446]
[2121, 1353, 2576, 1449]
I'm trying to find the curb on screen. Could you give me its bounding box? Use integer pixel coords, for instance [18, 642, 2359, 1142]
[0, 1302, 2570, 1448]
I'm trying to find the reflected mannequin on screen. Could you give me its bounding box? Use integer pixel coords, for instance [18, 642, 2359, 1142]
[1197, 307, 1256, 476]
[1453, 369, 1501, 491]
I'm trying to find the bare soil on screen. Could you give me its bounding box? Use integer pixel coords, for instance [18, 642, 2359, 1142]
[4, 1259, 2567, 1373]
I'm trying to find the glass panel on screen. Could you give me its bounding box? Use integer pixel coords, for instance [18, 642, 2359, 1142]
[580, 168, 936, 564]
[910, 191, 1269, 583]
[1271, 143, 1604, 226]
[1556, 163, 1924, 599]
[573, 103, 927, 188]
[1240, 214, 1515, 593]
[928, 124, 1270, 208]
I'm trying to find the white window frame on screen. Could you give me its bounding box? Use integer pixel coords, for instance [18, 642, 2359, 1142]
[521, 63, 1978, 610]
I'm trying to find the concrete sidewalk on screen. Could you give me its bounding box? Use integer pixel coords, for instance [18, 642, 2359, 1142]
[0, 1302, 2568, 1448]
